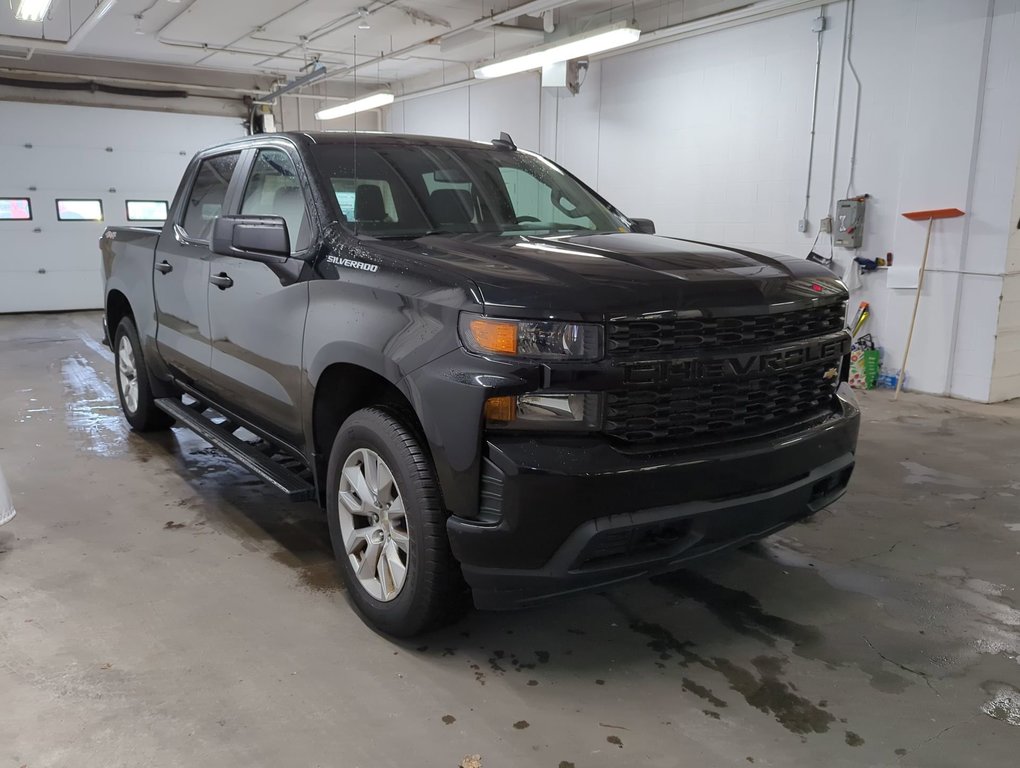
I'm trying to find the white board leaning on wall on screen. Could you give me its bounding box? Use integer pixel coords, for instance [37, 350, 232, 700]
[0, 465, 15, 526]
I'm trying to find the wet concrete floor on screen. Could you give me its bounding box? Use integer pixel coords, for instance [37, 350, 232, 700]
[1, 311, 1018, 767]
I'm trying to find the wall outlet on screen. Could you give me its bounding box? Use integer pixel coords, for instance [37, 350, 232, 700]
[820, 216, 833, 234]
[797, 219, 809, 233]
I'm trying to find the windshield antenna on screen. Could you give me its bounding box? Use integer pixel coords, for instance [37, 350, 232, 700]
[353, 32, 359, 236]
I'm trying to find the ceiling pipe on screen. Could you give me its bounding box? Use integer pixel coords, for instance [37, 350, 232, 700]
[306, 0, 580, 93]
[0, 65, 268, 96]
[151, 0, 577, 92]
[387, 0, 832, 106]
[275, 1, 577, 109]
[246, 0, 403, 69]
[155, 0, 400, 70]
[154, 0, 344, 65]
[609, 0, 830, 55]
[0, 0, 117, 53]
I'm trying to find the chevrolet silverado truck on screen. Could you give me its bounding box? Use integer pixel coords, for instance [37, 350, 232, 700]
[101, 131, 859, 636]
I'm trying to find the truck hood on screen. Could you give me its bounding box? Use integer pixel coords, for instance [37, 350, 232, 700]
[373, 232, 845, 320]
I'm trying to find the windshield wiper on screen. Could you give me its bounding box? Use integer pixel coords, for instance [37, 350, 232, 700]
[373, 230, 461, 240]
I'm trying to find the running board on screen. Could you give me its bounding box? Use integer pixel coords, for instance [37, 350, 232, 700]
[155, 397, 316, 501]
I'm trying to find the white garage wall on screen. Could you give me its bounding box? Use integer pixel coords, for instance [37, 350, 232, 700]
[992, 153, 1020, 400]
[386, 73, 541, 149]
[0, 102, 245, 314]
[384, 0, 1020, 402]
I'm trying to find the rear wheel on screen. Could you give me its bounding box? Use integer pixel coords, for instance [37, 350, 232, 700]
[326, 407, 466, 636]
[113, 317, 174, 432]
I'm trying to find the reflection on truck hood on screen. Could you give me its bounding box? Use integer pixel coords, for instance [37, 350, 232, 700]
[372, 232, 843, 320]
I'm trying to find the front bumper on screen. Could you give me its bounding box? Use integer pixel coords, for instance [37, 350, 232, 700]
[448, 384, 860, 609]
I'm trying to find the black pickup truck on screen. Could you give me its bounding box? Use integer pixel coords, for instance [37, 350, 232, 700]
[102, 131, 859, 636]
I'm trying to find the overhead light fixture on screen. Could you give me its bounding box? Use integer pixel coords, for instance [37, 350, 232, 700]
[315, 92, 394, 121]
[474, 20, 640, 79]
[357, 6, 371, 30]
[15, 0, 54, 22]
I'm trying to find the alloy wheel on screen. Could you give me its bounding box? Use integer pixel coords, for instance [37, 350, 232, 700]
[117, 335, 139, 414]
[336, 448, 410, 602]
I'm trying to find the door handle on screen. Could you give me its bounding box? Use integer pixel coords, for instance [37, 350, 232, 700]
[210, 272, 234, 290]
[155, 260, 173, 275]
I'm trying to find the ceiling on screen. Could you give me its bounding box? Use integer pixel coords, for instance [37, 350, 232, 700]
[0, 0, 752, 93]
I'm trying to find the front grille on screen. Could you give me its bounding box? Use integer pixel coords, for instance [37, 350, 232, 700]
[603, 301, 847, 448]
[605, 360, 839, 445]
[608, 301, 846, 356]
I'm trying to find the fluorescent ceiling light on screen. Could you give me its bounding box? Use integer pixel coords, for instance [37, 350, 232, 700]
[315, 92, 394, 121]
[474, 20, 640, 79]
[15, 0, 53, 22]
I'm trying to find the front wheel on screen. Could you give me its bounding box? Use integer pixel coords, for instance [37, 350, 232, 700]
[113, 317, 174, 432]
[326, 407, 466, 636]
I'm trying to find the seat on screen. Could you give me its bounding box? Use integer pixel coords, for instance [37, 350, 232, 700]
[355, 185, 387, 222]
[427, 189, 474, 226]
[272, 186, 310, 251]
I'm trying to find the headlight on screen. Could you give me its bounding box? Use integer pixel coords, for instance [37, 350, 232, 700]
[459, 313, 603, 361]
[485, 393, 602, 431]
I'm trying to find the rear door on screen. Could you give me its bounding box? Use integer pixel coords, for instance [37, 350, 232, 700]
[204, 144, 316, 448]
[154, 151, 242, 387]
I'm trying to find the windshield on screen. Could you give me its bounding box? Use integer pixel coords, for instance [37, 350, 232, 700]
[309, 143, 628, 239]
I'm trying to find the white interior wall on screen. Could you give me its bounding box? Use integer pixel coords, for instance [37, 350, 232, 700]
[386, 73, 541, 148]
[276, 94, 384, 133]
[0, 102, 244, 313]
[992, 146, 1020, 400]
[384, 0, 1020, 402]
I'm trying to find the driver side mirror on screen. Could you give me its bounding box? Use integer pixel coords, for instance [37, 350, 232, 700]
[630, 218, 656, 235]
[211, 215, 290, 262]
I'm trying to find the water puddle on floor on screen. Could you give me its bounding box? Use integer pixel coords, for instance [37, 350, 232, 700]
[981, 683, 1020, 726]
[61, 353, 128, 456]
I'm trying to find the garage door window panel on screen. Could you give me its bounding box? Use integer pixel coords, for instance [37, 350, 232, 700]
[126, 200, 169, 223]
[56, 199, 104, 222]
[181, 153, 241, 242]
[0, 198, 32, 221]
[240, 148, 313, 254]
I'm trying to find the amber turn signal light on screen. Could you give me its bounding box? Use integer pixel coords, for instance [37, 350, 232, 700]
[484, 396, 516, 423]
[467, 318, 518, 355]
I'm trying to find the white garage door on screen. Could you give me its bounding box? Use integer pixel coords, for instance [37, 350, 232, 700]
[0, 102, 244, 313]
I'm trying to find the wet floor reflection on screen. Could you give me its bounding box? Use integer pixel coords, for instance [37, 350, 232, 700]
[60, 353, 127, 457]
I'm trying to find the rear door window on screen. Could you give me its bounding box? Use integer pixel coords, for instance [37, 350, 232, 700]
[181, 152, 240, 241]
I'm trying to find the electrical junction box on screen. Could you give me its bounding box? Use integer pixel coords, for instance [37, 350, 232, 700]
[834, 197, 867, 248]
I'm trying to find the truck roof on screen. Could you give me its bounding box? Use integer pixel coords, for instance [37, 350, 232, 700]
[204, 131, 507, 154]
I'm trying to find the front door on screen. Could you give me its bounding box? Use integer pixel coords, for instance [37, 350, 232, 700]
[205, 146, 315, 448]
[154, 151, 241, 388]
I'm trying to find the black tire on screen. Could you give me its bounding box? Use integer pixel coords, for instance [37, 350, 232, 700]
[113, 317, 174, 432]
[326, 407, 466, 636]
